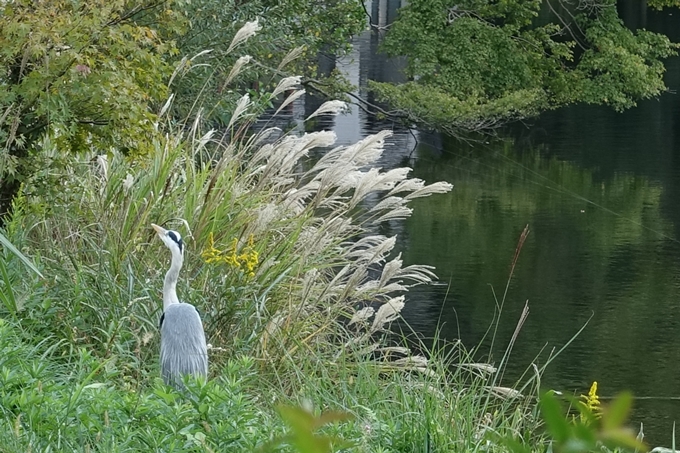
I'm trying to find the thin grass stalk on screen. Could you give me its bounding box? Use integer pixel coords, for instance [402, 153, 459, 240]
[516, 313, 593, 396]
[492, 299, 530, 391]
[488, 224, 530, 358]
[13, 77, 457, 395]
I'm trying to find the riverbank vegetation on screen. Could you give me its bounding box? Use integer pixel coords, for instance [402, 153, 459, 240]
[4, 1, 680, 213]
[372, 0, 680, 135]
[0, 2, 534, 449]
[0, 62, 547, 450]
[0, 0, 365, 216]
[0, 0, 657, 451]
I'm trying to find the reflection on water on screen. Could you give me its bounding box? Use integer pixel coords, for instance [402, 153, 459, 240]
[308, 3, 680, 446]
[400, 143, 680, 443]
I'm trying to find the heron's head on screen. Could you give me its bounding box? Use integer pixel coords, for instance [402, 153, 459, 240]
[151, 223, 184, 255]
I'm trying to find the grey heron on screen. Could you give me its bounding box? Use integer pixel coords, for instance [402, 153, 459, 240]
[152, 223, 208, 388]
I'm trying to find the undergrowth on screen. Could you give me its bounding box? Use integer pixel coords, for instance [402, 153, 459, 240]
[0, 20, 619, 453]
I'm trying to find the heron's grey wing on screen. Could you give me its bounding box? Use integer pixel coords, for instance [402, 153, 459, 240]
[159, 312, 165, 329]
[160, 303, 208, 388]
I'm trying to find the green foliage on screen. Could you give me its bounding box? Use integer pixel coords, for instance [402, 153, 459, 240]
[369, 81, 546, 131]
[0, 320, 276, 451]
[0, 0, 184, 215]
[0, 0, 179, 153]
[0, 312, 546, 452]
[374, 0, 679, 133]
[0, 4, 660, 450]
[0, 0, 366, 217]
[647, 0, 680, 9]
[166, 0, 365, 124]
[0, 81, 453, 382]
[0, 230, 42, 278]
[0, 78, 552, 451]
[536, 390, 645, 453]
[261, 406, 354, 453]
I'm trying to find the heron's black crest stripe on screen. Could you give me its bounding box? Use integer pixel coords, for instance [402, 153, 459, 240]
[159, 312, 165, 329]
[167, 230, 183, 252]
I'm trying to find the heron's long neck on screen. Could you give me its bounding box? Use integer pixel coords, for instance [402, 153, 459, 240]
[163, 250, 183, 310]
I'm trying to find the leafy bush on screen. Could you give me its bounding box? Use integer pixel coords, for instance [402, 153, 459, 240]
[0, 318, 281, 451]
[0, 0, 185, 215]
[0, 60, 456, 399]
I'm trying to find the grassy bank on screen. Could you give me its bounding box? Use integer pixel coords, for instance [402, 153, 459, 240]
[7, 18, 645, 451]
[0, 84, 554, 451]
[0, 315, 543, 451]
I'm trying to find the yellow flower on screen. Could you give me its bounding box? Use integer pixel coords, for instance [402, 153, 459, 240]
[201, 232, 224, 264]
[581, 381, 601, 420]
[225, 238, 241, 268]
[203, 233, 259, 278]
[238, 234, 259, 276]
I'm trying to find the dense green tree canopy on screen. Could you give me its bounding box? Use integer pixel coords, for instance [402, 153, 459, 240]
[0, 0, 186, 215]
[3, 0, 679, 216]
[0, 0, 365, 217]
[372, 0, 680, 134]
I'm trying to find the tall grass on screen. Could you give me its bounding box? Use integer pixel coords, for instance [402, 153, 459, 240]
[0, 98, 551, 450]
[3, 88, 455, 378]
[0, 30, 553, 451]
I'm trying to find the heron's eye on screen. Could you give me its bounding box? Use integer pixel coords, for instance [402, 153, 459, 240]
[167, 231, 183, 251]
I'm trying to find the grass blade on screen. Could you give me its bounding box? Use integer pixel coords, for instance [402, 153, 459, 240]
[0, 231, 43, 278]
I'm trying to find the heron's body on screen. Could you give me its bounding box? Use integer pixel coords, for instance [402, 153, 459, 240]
[152, 223, 208, 389]
[160, 302, 208, 386]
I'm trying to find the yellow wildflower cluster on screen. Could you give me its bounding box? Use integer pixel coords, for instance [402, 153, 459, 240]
[202, 233, 259, 277]
[581, 381, 602, 420]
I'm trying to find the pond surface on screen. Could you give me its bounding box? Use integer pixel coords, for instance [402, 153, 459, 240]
[319, 4, 680, 446]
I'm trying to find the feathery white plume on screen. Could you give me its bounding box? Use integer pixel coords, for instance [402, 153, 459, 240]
[275, 89, 306, 116]
[405, 181, 454, 200]
[123, 173, 134, 193]
[272, 76, 301, 98]
[371, 207, 413, 224]
[191, 49, 214, 61]
[228, 19, 261, 53]
[97, 155, 108, 182]
[278, 46, 305, 70]
[348, 307, 375, 326]
[227, 94, 251, 130]
[461, 363, 497, 374]
[306, 100, 348, 120]
[371, 296, 405, 332]
[487, 386, 523, 399]
[223, 55, 252, 88]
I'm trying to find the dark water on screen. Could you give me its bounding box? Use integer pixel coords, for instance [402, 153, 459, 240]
[316, 3, 680, 446]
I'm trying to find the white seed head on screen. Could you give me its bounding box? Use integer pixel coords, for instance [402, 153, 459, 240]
[223, 55, 252, 87]
[227, 94, 252, 129]
[123, 173, 134, 193]
[228, 19, 262, 53]
[371, 296, 405, 333]
[272, 76, 301, 98]
[348, 307, 375, 326]
[306, 100, 348, 120]
[275, 89, 306, 116]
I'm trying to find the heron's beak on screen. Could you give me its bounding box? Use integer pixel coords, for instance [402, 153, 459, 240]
[151, 223, 167, 236]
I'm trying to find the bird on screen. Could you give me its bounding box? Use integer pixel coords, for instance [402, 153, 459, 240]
[151, 223, 208, 388]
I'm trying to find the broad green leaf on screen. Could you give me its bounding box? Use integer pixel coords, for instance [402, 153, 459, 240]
[0, 231, 43, 278]
[539, 392, 570, 443]
[602, 391, 633, 431]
